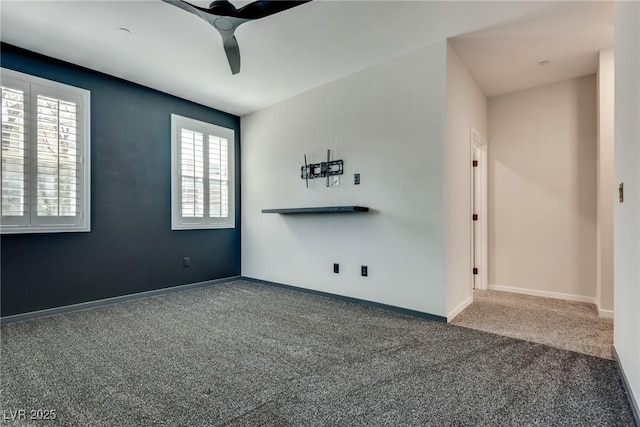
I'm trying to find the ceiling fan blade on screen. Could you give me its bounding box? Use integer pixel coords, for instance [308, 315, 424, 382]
[233, 1, 312, 20]
[223, 35, 241, 75]
[164, 0, 312, 75]
[161, 0, 208, 21]
[206, 1, 238, 16]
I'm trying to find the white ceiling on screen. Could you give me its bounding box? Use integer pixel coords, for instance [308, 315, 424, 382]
[0, 1, 613, 116]
[450, 1, 614, 98]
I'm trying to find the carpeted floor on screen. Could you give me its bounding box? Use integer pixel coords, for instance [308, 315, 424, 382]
[451, 290, 614, 360]
[1, 281, 634, 426]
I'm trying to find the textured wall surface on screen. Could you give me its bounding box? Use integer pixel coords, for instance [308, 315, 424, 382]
[445, 43, 487, 316]
[242, 42, 449, 316]
[613, 0, 640, 414]
[1, 44, 241, 316]
[488, 75, 597, 300]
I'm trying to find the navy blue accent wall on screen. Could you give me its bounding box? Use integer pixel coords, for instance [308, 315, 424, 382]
[1, 43, 241, 317]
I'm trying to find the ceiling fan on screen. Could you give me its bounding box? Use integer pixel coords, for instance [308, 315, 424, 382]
[162, 0, 312, 75]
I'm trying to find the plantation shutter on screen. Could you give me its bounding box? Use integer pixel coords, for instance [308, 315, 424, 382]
[180, 128, 205, 218]
[1, 79, 29, 226]
[171, 114, 234, 230]
[1, 69, 90, 233]
[209, 135, 229, 218]
[32, 85, 84, 226]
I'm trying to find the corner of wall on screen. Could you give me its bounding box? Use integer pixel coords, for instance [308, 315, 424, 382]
[444, 38, 488, 315]
[596, 48, 615, 314]
[614, 0, 640, 414]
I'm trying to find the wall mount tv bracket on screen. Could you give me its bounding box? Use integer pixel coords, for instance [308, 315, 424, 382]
[301, 150, 344, 188]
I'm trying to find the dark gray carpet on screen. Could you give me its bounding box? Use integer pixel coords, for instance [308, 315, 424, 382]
[1, 280, 635, 426]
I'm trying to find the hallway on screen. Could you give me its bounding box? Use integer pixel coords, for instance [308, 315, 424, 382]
[451, 290, 613, 359]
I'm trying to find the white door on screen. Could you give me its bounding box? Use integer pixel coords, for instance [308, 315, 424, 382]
[471, 129, 488, 291]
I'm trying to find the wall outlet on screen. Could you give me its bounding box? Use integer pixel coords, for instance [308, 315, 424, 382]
[183, 257, 190, 267]
[333, 263, 339, 273]
[361, 265, 368, 277]
[354, 173, 360, 185]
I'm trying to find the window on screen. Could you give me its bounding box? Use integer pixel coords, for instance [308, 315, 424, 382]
[171, 114, 235, 230]
[1, 68, 90, 234]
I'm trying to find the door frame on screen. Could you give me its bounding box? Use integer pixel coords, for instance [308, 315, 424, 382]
[471, 128, 488, 291]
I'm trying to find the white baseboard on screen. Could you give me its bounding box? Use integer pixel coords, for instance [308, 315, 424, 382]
[598, 309, 614, 319]
[488, 284, 596, 304]
[596, 298, 615, 318]
[447, 296, 473, 322]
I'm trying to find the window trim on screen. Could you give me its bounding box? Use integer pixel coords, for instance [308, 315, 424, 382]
[171, 114, 235, 230]
[1, 68, 91, 234]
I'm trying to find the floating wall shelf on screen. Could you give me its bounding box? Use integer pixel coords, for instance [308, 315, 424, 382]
[261, 206, 369, 214]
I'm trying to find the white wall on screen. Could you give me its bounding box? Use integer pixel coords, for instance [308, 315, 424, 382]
[487, 76, 598, 301]
[445, 43, 487, 318]
[597, 49, 615, 316]
[242, 41, 449, 316]
[614, 0, 640, 414]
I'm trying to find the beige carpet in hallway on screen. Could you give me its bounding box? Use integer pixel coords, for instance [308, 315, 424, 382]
[451, 290, 613, 359]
